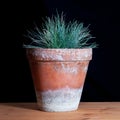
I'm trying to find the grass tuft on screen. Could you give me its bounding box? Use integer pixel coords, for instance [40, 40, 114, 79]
[23, 13, 98, 48]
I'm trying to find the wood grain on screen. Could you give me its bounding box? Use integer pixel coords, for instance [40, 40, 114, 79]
[0, 102, 120, 120]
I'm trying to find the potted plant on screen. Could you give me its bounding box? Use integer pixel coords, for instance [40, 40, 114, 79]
[23, 13, 97, 112]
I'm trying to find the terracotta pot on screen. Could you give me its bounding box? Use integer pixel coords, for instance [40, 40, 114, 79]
[26, 48, 92, 112]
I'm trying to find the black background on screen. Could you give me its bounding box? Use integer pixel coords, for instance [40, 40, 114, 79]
[1, 0, 120, 102]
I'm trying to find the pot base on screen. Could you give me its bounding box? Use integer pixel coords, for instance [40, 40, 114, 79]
[36, 86, 83, 112]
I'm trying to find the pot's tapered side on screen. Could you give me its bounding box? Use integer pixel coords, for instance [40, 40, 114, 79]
[27, 48, 92, 112]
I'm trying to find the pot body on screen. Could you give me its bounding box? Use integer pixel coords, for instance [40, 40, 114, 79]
[27, 48, 92, 112]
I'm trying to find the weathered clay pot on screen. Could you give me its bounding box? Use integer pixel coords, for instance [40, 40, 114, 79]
[26, 48, 92, 112]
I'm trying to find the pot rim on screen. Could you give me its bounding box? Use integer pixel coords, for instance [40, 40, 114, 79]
[26, 48, 92, 61]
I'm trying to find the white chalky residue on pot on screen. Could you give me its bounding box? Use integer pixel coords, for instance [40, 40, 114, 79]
[34, 50, 63, 60]
[36, 86, 83, 112]
[84, 51, 89, 58]
[61, 63, 78, 74]
[41, 51, 63, 60]
[76, 51, 89, 60]
[84, 66, 88, 72]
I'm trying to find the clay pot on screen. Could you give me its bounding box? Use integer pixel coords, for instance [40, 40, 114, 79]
[26, 48, 92, 112]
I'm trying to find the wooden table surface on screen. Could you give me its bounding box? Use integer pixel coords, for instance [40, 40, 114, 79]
[0, 102, 120, 120]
